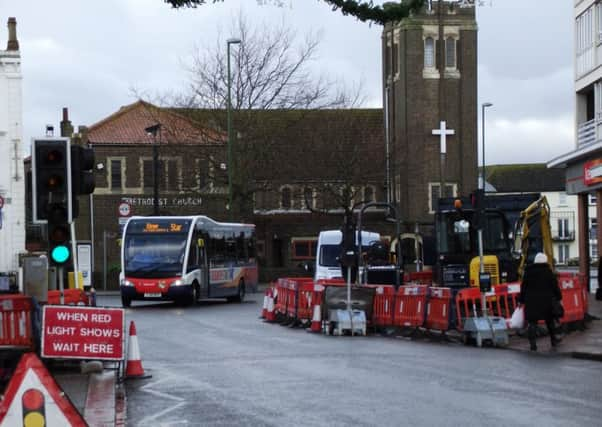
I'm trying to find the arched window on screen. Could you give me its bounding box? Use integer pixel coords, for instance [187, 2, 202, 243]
[303, 187, 314, 209]
[281, 186, 292, 209]
[424, 37, 435, 68]
[445, 37, 456, 68]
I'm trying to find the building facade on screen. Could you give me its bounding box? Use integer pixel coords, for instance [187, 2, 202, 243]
[549, 0, 602, 288]
[0, 17, 25, 275]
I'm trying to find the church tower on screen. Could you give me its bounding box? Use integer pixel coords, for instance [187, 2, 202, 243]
[382, 1, 478, 228]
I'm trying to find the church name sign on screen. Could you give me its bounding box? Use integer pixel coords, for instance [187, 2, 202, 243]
[121, 196, 203, 207]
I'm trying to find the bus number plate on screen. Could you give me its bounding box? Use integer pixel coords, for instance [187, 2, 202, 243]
[144, 293, 162, 297]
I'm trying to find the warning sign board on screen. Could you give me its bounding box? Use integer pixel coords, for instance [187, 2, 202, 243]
[0, 353, 87, 426]
[41, 306, 125, 361]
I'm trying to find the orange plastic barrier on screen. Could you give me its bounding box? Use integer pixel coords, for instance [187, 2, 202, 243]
[425, 287, 452, 331]
[455, 287, 482, 331]
[0, 295, 35, 350]
[393, 285, 428, 328]
[371, 286, 396, 327]
[287, 278, 315, 323]
[485, 283, 521, 320]
[298, 283, 325, 325]
[274, 277, 291, 316]
[403, 271, 433, 285]
[556, 273, 586, 324]
[47, 289, 90, 306]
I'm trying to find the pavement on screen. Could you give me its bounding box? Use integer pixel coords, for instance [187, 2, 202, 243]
[505, 295, 602, 361]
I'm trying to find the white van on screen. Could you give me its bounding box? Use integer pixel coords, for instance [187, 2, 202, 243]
[314, 229, 381, 282]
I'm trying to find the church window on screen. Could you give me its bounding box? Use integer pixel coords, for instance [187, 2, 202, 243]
[109, 159, 123, 191]
[424, 37, 435, 68]
[445, 37, 456, 68]
[281, 186, 292, 209]
[428, 182, 457, 213]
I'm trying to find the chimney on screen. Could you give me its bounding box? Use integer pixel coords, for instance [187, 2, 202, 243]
[7, 17, 19, 51]
[60, 107, 74, 138]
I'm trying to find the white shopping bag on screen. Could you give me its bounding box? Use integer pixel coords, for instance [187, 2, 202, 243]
[510, 305, 525, 329]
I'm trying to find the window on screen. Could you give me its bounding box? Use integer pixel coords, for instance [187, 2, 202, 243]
[445, 37, 456, 68]
[392, 35, 399, 76]
[558, 218, 570, 239]
[589, 193, 597, 205]
[110, 159, 122, 190]
[363, 186, 375, 203]
[143, 160, 154, 190]
[281, 186, 292, 209]
[424, 37, 435, 68]
[302, 187, 314, 209]
[558, 244, 570, 264]
[429, 182, 457, 213]
[590, 217, 598, 240]
[166, 159, 179, 191]
[197, 157, 214, 191]
[558, 193, 567, 206]
[291, 239, 317, 260]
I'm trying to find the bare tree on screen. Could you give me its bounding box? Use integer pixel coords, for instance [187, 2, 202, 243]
[151, 13, 360, 220]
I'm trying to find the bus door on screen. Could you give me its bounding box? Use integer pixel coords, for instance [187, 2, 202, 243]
[195, 237, 209, 298]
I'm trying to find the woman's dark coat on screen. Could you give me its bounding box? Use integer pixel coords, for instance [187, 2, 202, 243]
[519, 263, 562, 322]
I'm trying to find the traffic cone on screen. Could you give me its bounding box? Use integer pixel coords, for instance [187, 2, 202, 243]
[310, 303, 322, 332]
[125, 321, 149, 379]
[265, 289, 276, 322]
[260, 288, 270, 318]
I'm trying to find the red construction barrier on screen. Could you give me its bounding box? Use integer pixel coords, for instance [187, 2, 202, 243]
[393, 285, 428, 328]
[0, 295, 35, 350]
[455, 287, 482, 331]
[403, 271, 433, 285]
[47, 289, 89, 306]
[557, 273, 586, 324]
[485, 283, 521, 320]
[425, 287, 452, 331]
[294, 279, 320, 324]
[274, 278, 290, 316]
[371, 286, 396, 327]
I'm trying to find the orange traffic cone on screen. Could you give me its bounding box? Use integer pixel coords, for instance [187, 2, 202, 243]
[125, 321, 150, 379]
[260, 288, 270, 319]
[310, 303, 322, 332]
[265, 289, 276, 322]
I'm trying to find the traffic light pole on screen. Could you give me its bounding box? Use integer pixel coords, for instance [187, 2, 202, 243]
[58, 266, 65, 305]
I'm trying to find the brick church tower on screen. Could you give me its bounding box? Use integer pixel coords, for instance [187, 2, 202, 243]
[382, 1, 478, 229]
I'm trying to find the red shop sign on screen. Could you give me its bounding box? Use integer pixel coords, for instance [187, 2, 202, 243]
[41, 306, 125, 361]
[584, 159, 602, 186]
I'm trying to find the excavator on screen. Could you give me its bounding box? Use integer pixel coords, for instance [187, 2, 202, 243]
[514, 195, 554, 281]
[434, 192, 553, 288]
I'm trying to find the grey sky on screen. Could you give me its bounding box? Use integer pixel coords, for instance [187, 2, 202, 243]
[3, 0, 574, 165]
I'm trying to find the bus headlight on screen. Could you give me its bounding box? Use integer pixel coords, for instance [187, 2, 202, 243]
[170, 279, 183, 287]
[120, 279, 134, 287]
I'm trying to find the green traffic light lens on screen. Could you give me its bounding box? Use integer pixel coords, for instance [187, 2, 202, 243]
[51, 245, 70, 264]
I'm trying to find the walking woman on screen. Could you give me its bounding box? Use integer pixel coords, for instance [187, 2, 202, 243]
[518, 252, 562, 351]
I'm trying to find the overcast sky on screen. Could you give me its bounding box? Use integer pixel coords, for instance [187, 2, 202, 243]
[3, 0, 574, 165]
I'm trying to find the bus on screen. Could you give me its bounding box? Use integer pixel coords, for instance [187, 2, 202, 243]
[119, 216, 258, 307]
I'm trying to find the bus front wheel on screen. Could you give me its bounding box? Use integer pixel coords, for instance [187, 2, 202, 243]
[121, 295, 132, 308]
[228, 281, 245, 303]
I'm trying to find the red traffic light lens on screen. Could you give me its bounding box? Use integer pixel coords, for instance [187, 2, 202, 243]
[47, 174, 63, 190]
[45, 149, 63, 164]
[22, 389, 44, 411]
[49, 225, 69, 243]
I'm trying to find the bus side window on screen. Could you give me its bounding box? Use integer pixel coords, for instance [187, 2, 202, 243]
[187, 237, 197, 268]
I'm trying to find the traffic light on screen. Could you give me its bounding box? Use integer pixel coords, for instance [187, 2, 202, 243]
[70, 144, 95, 219]
[22, 388, 45, 427]
[32, 139, 73, 223]
[32, 139, 73, 266]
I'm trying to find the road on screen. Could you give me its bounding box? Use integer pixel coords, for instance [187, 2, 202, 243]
[97, 293, 601, 427]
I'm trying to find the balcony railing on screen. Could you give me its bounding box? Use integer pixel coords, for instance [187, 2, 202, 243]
[550, 211, 576, 241]
[578, 118, 596, 147]
[552, 231, 576, 241]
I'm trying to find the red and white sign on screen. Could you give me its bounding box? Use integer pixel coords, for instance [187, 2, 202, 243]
[584, 158, 602, 186]
[118, 201, 132, 217]
[0, 353, 87, 426]
[42, 306, 125, 361]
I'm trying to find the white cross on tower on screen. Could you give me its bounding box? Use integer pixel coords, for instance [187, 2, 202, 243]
[432, 120, 455, 154]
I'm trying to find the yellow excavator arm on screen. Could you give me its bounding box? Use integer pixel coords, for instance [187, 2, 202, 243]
[515, 195, 554, 281]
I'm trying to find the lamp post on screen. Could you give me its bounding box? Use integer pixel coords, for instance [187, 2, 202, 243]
[481, 102, 493, 190]
[145, 123, 161, 215]
[227, 38, 241, 218]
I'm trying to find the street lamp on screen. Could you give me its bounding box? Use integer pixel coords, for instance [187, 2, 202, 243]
[227, 37, 241, 218]
[481, 102, 493, 190]
[145, 123, 161, 215]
